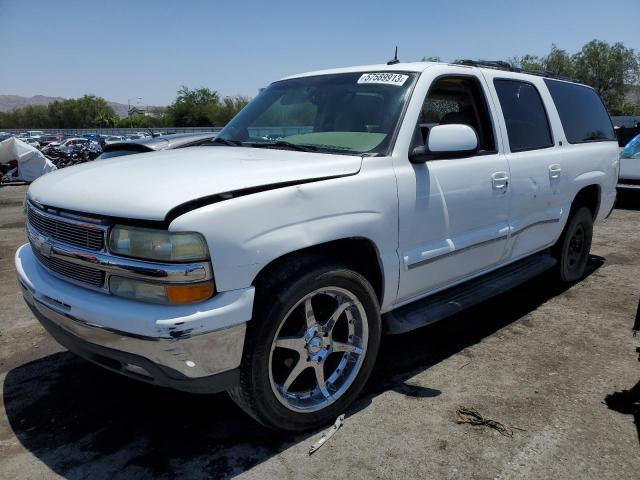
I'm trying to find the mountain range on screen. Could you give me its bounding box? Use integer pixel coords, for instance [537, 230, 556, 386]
[0, 95, 160, 118]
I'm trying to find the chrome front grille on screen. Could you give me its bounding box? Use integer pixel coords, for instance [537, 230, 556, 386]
[27, 201, 109, 289]
[27, 204, 105, 251]
[25, 200, 213, 294]
[31, 246, 105, 288]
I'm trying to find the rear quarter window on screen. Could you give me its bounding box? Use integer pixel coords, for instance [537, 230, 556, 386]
[544, 79, 615, 144]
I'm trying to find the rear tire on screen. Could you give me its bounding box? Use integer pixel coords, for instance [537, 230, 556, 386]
[229, 259, 381, 431]
[553, 207, 593, 282]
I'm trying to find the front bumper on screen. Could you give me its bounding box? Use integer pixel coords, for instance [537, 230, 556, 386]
[16, 244, 254, 393]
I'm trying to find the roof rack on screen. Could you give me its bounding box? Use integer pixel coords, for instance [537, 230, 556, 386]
[453, 59, 575, 82]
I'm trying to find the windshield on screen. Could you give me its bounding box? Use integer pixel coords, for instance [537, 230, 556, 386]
[213, 71, 417, 155]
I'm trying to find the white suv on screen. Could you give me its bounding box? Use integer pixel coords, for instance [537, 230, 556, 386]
[16, 61, 618, 431]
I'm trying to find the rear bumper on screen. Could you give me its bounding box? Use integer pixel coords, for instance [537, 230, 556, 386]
[16, 244, 253, 393]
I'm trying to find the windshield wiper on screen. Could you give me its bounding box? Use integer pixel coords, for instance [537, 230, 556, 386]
[247, 141, 319, 152]
[208, 137, 243, 146]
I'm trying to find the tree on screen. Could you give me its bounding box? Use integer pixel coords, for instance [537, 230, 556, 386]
[207, 95, 249, 126]
[573, 40, 640, 114]
[0, 88, 248, 129]
[96, 111, 118, 128]
[46, 95, 116, 128]
[165, 86, 220, 126]
[508, 54, 544, 72]
[544, 45, 574, 77]
[0, 94, 118, 129]
[0, 105, 49, 129]
[164, 86, 249, 127]
[509, 46, 574, 77]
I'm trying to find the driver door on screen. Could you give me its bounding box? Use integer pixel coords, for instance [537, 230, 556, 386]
[395, 73, 511, 303]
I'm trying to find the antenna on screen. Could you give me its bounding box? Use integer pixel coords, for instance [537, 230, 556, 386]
[387, 46, 399, 65]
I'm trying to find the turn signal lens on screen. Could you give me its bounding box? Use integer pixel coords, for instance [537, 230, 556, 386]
[109, 276, 215, 304]
[166, 282, 215, 304]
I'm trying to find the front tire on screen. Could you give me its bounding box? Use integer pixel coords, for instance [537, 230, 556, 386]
[554, 207, 593, 282]
[229, 261, 381, 431]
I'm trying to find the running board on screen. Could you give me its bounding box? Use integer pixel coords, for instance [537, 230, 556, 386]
[383, 251, 557, 335]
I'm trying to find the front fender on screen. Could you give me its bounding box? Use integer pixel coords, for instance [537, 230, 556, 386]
[169, 157, 399, 310]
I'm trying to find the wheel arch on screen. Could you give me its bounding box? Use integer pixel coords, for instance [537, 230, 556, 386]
[251, 237, 386, 306]
[570, 183, 601, 219]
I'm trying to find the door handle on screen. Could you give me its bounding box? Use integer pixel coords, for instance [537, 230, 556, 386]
[491, 171, 509, 190]
[549, 164, 562, 179]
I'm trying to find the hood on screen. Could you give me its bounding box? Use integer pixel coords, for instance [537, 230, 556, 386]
[28, 146, 362, 221]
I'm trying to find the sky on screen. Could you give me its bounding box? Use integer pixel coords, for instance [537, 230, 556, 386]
[1, 0, 638, 106]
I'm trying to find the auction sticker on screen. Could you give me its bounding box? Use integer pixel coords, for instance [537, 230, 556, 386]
[357, 72, 409, 86]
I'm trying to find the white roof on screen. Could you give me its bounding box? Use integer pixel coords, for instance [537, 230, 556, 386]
[280, 61, 586, 87]
[281, 62, 437, 80]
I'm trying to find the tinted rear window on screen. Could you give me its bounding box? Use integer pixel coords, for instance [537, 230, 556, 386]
[544, 79, 615, 144]
[494, 79, 553, 152]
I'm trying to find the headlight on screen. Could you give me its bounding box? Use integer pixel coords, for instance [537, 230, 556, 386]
[109, 277, 214, 304]
[109, 225, 209, 262]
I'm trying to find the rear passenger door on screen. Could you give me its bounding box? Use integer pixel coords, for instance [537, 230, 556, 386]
[484, 73, 565, 260]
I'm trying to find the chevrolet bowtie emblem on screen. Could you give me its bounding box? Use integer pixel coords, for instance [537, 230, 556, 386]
[30, 231, 53, 259]
[39, 241, 53, 258]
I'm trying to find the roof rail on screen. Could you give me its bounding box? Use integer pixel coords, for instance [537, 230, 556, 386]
[455, 59, 513, 70]
[453, 59, 576, 82]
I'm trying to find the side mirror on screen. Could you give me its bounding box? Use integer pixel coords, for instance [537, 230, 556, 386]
[409, 124, 479, 163]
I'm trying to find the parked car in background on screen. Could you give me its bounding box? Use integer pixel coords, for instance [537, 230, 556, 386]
[104, 135, 125, 145]
[81, 133, 106, 147]
[21, 138, 41, 148]
[17, 61, 618, 431]
[39, 135, 61, 147]
[618, 133, 640, 191]
[96, 132, 216, 159]
[42, 137, 90, 154]
[57, 137, 90, 149]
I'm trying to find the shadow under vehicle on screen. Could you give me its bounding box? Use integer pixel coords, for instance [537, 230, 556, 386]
[4, 261, 603, 479]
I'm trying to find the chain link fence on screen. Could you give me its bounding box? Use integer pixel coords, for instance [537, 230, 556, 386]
[1, 127, 222, 136]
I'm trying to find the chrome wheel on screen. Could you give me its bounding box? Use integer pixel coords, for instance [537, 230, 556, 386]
[268, 287, 368, 413]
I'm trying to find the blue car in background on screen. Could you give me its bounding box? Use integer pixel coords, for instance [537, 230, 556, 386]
[619, 133, 640, 190]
